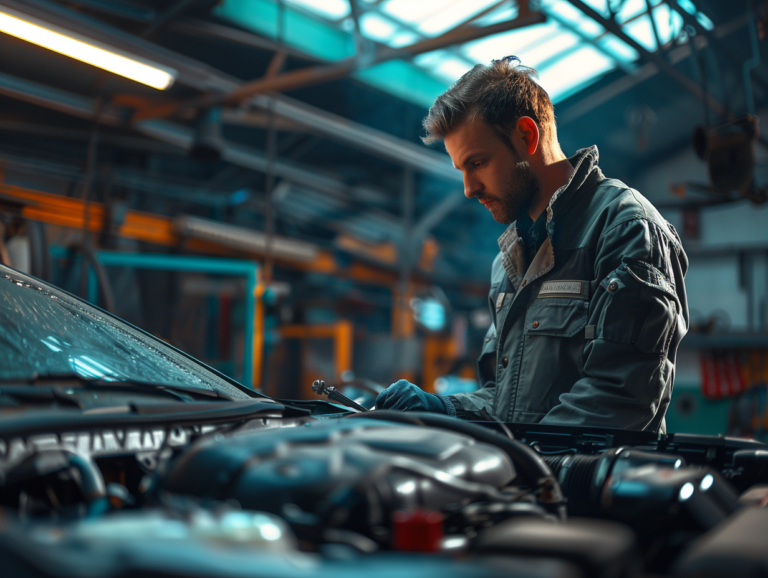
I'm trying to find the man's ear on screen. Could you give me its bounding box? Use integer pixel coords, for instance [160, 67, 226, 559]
[514, 117, 540, 156]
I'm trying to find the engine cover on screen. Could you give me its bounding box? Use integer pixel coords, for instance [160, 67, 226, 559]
[159, 419, 516, 537]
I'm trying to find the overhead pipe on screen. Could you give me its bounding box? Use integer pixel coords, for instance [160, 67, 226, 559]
[0, 1, 465, 185]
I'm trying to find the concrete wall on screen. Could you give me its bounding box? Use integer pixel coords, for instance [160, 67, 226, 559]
[633, 122, 768, 337]
[631, 120, 768, 423]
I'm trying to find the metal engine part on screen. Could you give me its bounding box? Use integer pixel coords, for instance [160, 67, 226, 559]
[158, 418, 517, 542]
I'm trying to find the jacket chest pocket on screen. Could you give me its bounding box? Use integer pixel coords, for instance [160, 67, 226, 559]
[516, 299, 589, 416]
[524, 299, 589, 337]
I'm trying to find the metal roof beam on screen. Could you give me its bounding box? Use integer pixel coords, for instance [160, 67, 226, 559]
[58, 0, 155, 22]
[539, 8, 635, 74]
[6, 1, 461, 180]
[557, 12, 768, 133]
[2, 0, 469, 230]
[566, 0, 727, 116]
[140, 0, 198, 39]
[221, 8, 545, 105]
[171, 19, 316, 60]
[129, 6, 543, 118]
[247, 94, 460, 182]
[664, 0, 768, 94]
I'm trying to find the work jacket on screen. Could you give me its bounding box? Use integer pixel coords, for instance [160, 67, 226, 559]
[445, 146, 689, 433]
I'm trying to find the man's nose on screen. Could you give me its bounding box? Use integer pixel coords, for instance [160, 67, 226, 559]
[464, 174, 481, 199]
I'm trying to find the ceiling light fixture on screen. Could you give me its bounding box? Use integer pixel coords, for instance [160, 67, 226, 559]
[0, 7, 177, 90]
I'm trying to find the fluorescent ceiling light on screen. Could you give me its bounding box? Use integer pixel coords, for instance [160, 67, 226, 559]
[0, 7, 177, 89]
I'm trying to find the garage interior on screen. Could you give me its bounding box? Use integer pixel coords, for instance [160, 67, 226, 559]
[0, 0, 767, 439]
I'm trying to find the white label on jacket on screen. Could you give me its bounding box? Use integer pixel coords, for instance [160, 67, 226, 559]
[496, 293, 506, 311]
[539, 281, 583, 295]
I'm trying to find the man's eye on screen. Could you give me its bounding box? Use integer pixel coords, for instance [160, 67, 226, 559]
[473, 160, 484, 167]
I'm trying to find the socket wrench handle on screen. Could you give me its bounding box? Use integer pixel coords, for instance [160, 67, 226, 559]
[312, 380, 369, 412]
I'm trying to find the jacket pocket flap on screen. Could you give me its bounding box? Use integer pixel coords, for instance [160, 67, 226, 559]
[524, 299, 589, 337]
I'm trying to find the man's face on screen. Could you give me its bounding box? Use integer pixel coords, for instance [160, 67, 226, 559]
[444, 118, 540, 224]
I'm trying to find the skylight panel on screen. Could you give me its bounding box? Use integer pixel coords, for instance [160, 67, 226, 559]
[474, 4, 517, 27]
[676, 0, 695, 13]
[652, 3, 684, 45]
[674, 0, 714, 30]
[462, 21, 559, 65]
[520, 29, 581, 69]
[615, 0, 653, 24]
[579, 0, 612, 18]
[597, 35, 639, 63]
[539, 0, 604, 38]
[389, 30, 420, 47]
[695, 11, 714, 30]
[417, 0, 500, 36]
[380, 0, 447, 27]
[414, 50, 450, 69]
[537, 44, 614, 102]
[623, 14, 658, 51]
[284, 0, 350, 20]
[359, 12, 398, 42]
[430, 55, 474, 83]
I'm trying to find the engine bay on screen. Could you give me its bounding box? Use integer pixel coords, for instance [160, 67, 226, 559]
[1, 404, 768, 578]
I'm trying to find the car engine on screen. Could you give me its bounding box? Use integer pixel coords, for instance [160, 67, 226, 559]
[1, 403, 767, 578]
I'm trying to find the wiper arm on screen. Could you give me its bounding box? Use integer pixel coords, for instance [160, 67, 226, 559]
[0, 386, 85, 408]
[0, 373, 237, 402]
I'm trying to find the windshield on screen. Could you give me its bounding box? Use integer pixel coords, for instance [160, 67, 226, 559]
[0, 267, 250, 400]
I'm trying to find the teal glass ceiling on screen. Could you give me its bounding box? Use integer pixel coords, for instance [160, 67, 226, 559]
[214, 0, 714, 109]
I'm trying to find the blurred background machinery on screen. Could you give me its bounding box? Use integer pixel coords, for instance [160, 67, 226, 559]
[0, 0, 766, 436]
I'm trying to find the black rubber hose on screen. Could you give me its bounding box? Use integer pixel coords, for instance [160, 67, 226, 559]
[346, 411, 562, 503]
[65, 450, 107, 503]
[4, 449, 106, 504]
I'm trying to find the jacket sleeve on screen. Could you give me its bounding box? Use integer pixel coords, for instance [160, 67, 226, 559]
[445, 324, 499, 420]
[540, 216, 689, 431]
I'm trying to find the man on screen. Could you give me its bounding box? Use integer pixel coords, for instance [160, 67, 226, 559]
[376, 56, 688, 433]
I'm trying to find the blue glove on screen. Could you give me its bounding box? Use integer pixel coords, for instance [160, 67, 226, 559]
[375, 380, 449, 414]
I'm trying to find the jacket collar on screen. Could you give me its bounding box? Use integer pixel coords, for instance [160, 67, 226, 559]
[497, 145, 603, 289]
[546, 146, 602, 224]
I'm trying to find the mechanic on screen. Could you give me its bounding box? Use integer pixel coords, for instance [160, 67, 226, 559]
[376, 56, 689, 433]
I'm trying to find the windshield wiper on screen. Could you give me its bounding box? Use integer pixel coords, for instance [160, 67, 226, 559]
[0, 386, 85, 408]
[0, 373, 238, 402]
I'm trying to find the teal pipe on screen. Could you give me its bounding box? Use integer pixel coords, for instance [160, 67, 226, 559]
[52, 247, 259, 388]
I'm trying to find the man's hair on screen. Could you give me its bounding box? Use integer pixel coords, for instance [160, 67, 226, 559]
[422, 57, 556, 147]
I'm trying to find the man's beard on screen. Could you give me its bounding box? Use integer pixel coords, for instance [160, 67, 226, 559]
[484, 149, 540, 225]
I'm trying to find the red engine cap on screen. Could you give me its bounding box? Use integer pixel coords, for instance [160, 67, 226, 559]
[391, 509, 444, 552]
